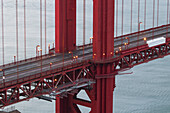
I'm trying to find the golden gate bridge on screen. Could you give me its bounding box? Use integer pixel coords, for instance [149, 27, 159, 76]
[0, 0, 170, 113]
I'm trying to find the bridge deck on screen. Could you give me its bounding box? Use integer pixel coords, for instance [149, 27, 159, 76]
[0, 25, 169, 88]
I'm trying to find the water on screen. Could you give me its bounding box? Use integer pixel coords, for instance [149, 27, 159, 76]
[0, 0, 170, 113]
[114, 56, 170, 113]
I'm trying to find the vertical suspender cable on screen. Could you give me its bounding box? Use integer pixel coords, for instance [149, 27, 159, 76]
[144, 0, 146, 29]
[169, 0, 170, 24]
[157, 0, 159, 26]
[62, 1, 65, 67]
[137, 0, 140, 47]
[45, 0, 47, 54]
[1, 0, 4, 66]
[40, 0, 42, 51]
[153, 0, 155, 28]
[83, 0, 86, 60]
[116, 0, 118, 37]
[152, 0, 155, 39]
[167, 0, 169, 24]
[16, 0, 19, 81]
[138, 0, 140, 30]
[167, 0, 169, 38]
[24, 0, 26, 59]
[121, 0, 124, 47]
[40, 0, 42, 75]
[130, 0, 133, 33]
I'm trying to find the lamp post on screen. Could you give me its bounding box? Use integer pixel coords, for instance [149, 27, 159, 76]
[90, 37, 93, 44]
[69, 51, 73, 65]
[125, 37, 129, 49]
[125, 37, 129, 44]
[52, 42, 54, 48]
[138, 22, 143, 46]
[36, 45, 40, 57]
[73, 56, 76, 62]
[50, 62, 52, 74]
[40, 49, 42, 76]
[48, 44, 50, 54]
[143, 37, 147, 44]
[68, 51, 73, 60]
[14, 56, 16, 64]
[40, 49, 42, 56]
[37, 50, 40, 57]
[0, 69, 5, 86]
[76, 56, 78, 64]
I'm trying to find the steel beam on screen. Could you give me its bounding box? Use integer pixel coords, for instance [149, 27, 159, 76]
[93, 0, 114, 60]
[92, 0, 115, 113]
[55, 0, 76, 53]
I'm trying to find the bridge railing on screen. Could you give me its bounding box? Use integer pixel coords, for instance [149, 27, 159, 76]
[115, 24, 170, 39]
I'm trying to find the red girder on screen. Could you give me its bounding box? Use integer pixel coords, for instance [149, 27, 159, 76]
[118, 43, 170, 70]
[54, 42, 170, 113]
[1, 42, 169, 111]
[55, 0, 76, 53]
[0, 62, 95, 108]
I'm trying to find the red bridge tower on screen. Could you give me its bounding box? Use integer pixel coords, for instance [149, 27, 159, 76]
[55, 0, 115, 112]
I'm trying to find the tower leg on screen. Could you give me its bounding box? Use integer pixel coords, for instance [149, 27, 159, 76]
[90, 77, 115, 113]
[55, 0, 76, 53]
[55, 77, 116, 113]
[55, 0, 115, 112]
[55, 97, 60, 113]
[55, 95, 81, 113]
[92, 0, 115, 112]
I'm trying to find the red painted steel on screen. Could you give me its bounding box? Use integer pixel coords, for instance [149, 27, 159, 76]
[1, 40, 169, 111]
[55, 0, 76, 53]
[93, 0, 114, 60]
[0, 1, 170, 113]
[92, 0, 115, 113]
[0, 38, 169, 112]
[56, 0, 116, 112]
[116, 0, 118, 36]
[121, 0, 124, 47]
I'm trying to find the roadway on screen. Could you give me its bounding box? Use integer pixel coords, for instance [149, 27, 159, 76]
[0, 25, 169, 85]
